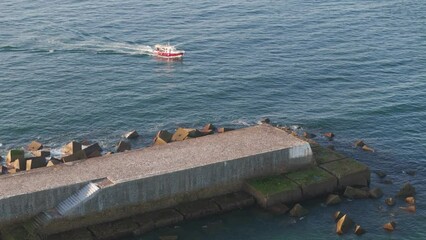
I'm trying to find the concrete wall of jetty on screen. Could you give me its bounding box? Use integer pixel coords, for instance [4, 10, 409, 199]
[0, 125, 314, 233]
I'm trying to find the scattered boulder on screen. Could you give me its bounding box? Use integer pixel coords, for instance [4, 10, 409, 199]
[333, 211, 345, 223]
[217, 127, 234, 133]
[303, 132, 316, 139]
[405, 197, 415, 205]
[289, 203, 309, 218]
[154, 130, 173, 145]
[28, 141, 43, 151]
[354, 224, 366, 235]
[369, 188, 384, 199]
[396, 183, 416, 197]
[62, 141, 82, 155]
[383, 221, 396, 232]
[325, 194, 342, 206]
[399, 205, 416, 213]
[374, 170, 387, 178]
[124, 130, 139, 139]
[354, 140, 365, 147]
[267, 203, 289, 215]
[343, 186, 369, 199]
[362, 145, 375, 152]
[385, 197, 396, 206]
[116, 141, 131, 153]
[336, 214, 354, 235]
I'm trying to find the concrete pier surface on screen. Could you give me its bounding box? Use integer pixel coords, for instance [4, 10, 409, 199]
[0, 124, 314, 234]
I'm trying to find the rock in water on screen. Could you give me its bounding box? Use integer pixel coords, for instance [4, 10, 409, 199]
[396, 183, 416, 197]
[323, 132, 335, 140]
[369, 188, 384, 199]
[333, 211, 345, 223]
[124, 130, 139, 139]
[289, 203, 309, 218]
[374, 170, 387, 178]
[62, 141, 82, 155]
[354, 225, 366, 235]
[385, 197, 396, 206]
[343, 186, 369, 199]
[259, 117, 271, 124]
[354, 140, 365, 147]
[362, 145, 375, 152]
[383, 221, 396, 232]
[405, 197, 415, 205]
[267, 203, 289, 215]
[399, 205, 416, 213]
[325, 194, 342, 206]
[303, 132, 316, 139]
[336, 214, 354, 235]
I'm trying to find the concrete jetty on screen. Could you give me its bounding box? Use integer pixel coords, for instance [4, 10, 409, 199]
[0, 124, 315, 237]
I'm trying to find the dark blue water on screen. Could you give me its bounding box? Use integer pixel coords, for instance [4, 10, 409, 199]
[1, 0, 425, 239]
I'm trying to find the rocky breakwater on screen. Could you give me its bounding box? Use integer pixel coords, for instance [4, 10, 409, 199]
[0, 123, 314, 240]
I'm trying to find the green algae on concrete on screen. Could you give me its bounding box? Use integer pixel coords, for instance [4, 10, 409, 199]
[319, 158, 370, 189]
[311, 146, 346, 164]
[285, 167, 338, 199]
[244, 175, 301, 207]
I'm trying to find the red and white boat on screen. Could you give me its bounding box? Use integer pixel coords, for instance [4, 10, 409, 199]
[153, 44, 185, 58]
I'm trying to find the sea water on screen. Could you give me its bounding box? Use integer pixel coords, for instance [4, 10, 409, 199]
[0, 0, 425, 239]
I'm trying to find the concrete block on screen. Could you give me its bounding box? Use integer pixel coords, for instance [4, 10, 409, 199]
[62, 141, 82, 155]
[217, 127, 234, 133]
[116, 141, 131, 152]
[31, 150, 51, 158]
[176, 199, 221, 220]
[88, 218, 138, 240]
[47, 158, 62, 167]
[171, 128, 201, 141]
[46, 228, 94, 240]
[61, 150, 87, 163]
[28, 141, 43, 151]
[6, 149, 24, 164]
[154, 130, 173, 145]
[320, 158, 370, 190]
[245, 175, 302, 207]
[203, 123, 216, 131]
[131, 214, 155, 236]
[213, 192, 255, 212]
[83, 143, 102, 158]
[311, 146, 346, 164]
[285, 167, 337, 200]
[124, 130, 139, 139]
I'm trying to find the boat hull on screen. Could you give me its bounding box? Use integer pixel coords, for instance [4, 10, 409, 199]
[153, 51, 184, 58]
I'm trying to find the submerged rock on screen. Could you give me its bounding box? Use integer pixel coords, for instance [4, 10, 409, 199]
[396, 183, 416, 197]
[259, 117, 271, 124]
[374, 170, 387, 178]
[404, 170, 416, 176]
[362, 145, 375, 152]
[323, 132, 335, 140]
[267, 203, 289, 215]
[354, 140, 365, 147]
[343, 186, 369, 199]
[303, 132, 316, 139]
[399, 205, 416, 213]
[369, 188, 384, 199]
[325, 194, 342, 206]
[289, 203, 309, 218]
[385, 197, 396, 206]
